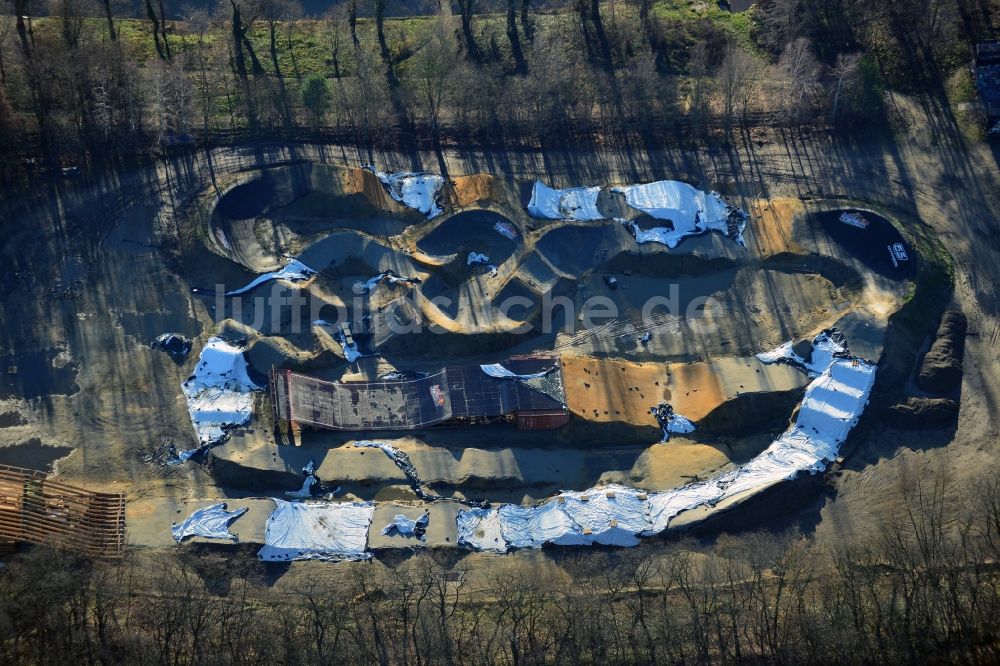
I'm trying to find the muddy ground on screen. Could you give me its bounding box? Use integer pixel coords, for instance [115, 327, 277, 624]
[1, 95, 999, 582]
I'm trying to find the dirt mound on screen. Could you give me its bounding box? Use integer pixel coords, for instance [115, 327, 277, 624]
[345, 167, 410, 214]
[885, 397, 959, 428]
[916, 310, 967, 393]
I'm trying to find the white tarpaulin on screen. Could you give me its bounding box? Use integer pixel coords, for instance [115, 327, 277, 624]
[258, 499, 375, 562]
[225, 259, 317, 296]
[456, 507, 507, 552]
[365, 166, 444, 218]
[172, 503, 248, 543]
[467, 252, 490, 265]
[613, 181, 747, 248]
[480, 363, 553, 380]
[456, 484, 654, 551]
[526, 180, 603, 221]
[756, 331, 847, 377]
[666, 413, 696, 435]
[651, 402, 696, 441]
[380, 513, 428, 539]
[354, 270, 420, 294]
[180, 337, 261, 447]
[457, 332, 877, 549]
[286, 475, 318, 498]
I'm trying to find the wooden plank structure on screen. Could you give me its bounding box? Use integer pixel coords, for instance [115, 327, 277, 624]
[0, 464, 126, 559]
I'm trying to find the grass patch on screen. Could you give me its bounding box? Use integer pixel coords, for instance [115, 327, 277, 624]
[945, 67, 986, 143]
[652, 1, 755, 48]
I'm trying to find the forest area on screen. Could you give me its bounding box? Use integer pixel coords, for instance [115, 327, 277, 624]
[0, 0, 996, 176]
[1, 471, 1000, 664]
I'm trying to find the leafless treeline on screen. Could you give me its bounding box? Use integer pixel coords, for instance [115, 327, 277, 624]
[2, 471, 1000, 664]
[1, 0, 978, 173]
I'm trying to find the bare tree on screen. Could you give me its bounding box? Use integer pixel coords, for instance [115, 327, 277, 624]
[456, 0, 480, 62]
[148, 59, 193, 142]
[258, 0, 302, 78]
[373, 0, 390, 62]
[145, 0, 167, 60]
[97, 0, 116, 42]
[687, 41, 711, 135]
[717, 41, 759, 135]
[324, 4, 348, 78]
[777, 37, 822, 122]
[348, 0, 359, 49]
[520, 0, 534, 42]
[829, 51, 861, 122]
[406, 18, 456, 136]
[506, 0, 526, 73]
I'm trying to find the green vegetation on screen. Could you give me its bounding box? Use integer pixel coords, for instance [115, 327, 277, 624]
[301, 74, 332, 127]
[946, 68, 986, 142]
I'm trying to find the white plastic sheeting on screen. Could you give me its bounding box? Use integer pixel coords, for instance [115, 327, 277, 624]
[225, 259, 317, 296]
[651, 402, 696, 441]
[667, 413, 696, 435]
[286, 475, 318, 498]
[258, 499, 375, 562]
[337, 336, 362, 363]
[644, 335, 876, 532]
[479, 363, 553, 380]
[467, 252, 490, 265]
[380, 513, 429, 539]
[613, 181, 747, 248]
[365, 166, 444, 218]
[181, 337, 261, 446]
[756, 331, 847, 377]
[456, 333, 877, 550]
[457, 485, 653, 553]
[456, 507, 507, 552]
[172, 503, 248, 543]
[526, 180, 603, 221]
[354, 271, 420, 294]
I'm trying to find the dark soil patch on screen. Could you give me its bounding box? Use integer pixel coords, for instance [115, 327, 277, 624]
[536, 224, 626, 274]
[813, 210, 914, 280]
[494, 278, 538, 323]
[0, 348, 79, 399]
[418, 210, 518, 265]
[117, 294, 202, 346]
[885, 397, 960, 428]
[0, 439, 74, 472]
[0, 411, 26, 427]
[216, 179, 275, 220]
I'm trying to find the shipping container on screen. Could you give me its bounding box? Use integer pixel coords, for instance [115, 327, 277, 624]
[516, 409, 570, 430]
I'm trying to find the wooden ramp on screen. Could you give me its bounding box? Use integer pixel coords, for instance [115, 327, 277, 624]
[0, 464, 126, 559]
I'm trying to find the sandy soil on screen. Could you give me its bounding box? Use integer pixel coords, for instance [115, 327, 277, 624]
[561, 356, 669, 426]
[449, 174, 495, 208]
[745, 197, 806, 256]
